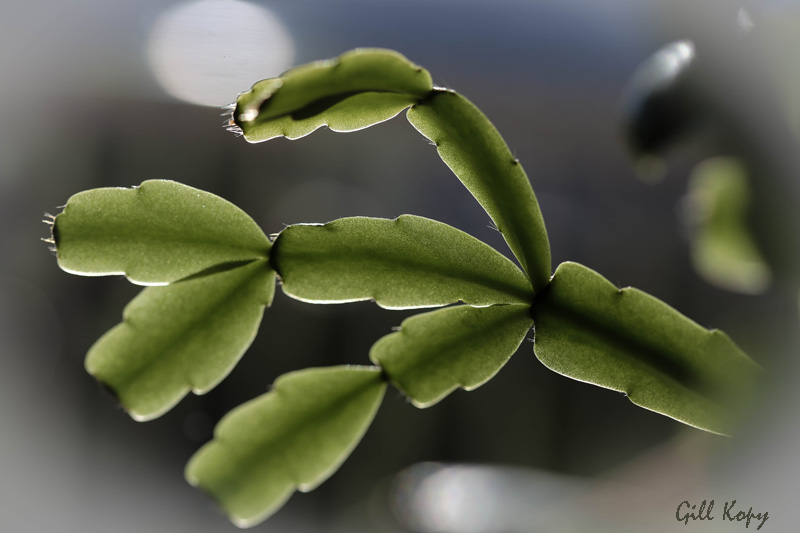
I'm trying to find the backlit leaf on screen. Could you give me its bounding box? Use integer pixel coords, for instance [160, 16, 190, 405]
[185, 366, 386, 528]
[407, 90, 551, 292]
[229, 52, 550, 292]
[271, 215, 533, 309]
[231, 48, 432, 142]
[532, 262, 760, 435]
[371, 304, 532, 407]
[54, 180, 270, 285]
[86, 259, 275, 421]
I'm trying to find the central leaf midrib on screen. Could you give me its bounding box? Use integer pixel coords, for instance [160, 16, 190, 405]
[111, 260, 268, 396]
[276, 247, 532, 304]
[535, 298, 704, 395]
[213, 376, 383, 490]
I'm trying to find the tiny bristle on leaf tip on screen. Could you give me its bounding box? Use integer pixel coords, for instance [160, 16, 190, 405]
[225, 123, 243, 135]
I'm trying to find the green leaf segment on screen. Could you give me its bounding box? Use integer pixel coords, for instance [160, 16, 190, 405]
[50, 49, 761, 527]
[532, 262, 758, 435]
[271, 215, 533, 308]
[228, 48, 432, 141]
[407, 91, 551, 291]
[186, 366, 385, 528]
[370, 304, 533, 407]
[54, 180, 270, 285]
[86, 259, 274, 421]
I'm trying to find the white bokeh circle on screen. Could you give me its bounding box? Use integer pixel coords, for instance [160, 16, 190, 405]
[147, 0, 295, 107]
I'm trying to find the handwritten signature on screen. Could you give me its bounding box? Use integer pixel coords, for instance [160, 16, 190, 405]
[676, 500, 768, 530]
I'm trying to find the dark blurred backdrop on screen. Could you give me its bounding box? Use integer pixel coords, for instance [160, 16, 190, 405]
[2, 1, 799, 531]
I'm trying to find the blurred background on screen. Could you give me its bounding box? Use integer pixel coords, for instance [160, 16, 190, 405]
[2, 0, 799, 531]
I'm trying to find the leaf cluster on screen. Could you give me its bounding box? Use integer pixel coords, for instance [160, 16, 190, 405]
[50, 49, 759, 527]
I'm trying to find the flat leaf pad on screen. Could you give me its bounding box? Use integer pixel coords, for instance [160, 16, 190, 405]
[86, 259, 275, 421]
[372, 304, 533, 407]
[408, 91, 551, 291]
[233, 48, 432, 142]
[532, 261, 760, 434]
[54, 180, 270, 285]
[272, 215, 533, 309]
[185, 366, 386, 527]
